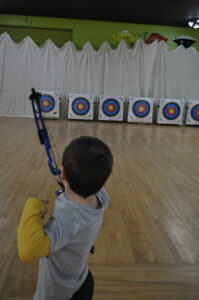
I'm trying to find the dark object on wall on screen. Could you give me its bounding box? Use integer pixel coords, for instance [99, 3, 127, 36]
[145, 33, 168, 44]
[173, 35, 197, 48]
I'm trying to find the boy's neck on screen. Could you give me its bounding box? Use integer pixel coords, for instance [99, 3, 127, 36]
[64, 187, 101, 209]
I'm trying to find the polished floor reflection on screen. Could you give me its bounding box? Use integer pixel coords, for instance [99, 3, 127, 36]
[0, 117, 199, 299]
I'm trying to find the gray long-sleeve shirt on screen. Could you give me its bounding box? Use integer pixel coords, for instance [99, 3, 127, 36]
[33, 188, 109, 300]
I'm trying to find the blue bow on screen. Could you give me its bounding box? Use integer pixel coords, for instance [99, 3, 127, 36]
[29, 88, 65, 196]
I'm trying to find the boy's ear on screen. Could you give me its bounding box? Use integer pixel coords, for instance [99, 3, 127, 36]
[61, 166, 67, 181]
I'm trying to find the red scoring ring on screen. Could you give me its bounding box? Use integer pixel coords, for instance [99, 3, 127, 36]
[76, 102, 86, 111]
[41, 98, 51, 108]
[167, 107, 177, 115]
[107, 103, 116, 112]
[137, 104, 147, 113]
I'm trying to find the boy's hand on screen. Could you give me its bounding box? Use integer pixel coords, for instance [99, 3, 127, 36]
[54, 175, 61, 183]
[54, 175, 65, 189]
[41, 199, 49, 218]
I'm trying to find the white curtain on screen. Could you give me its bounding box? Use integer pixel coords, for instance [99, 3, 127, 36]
[0, 32, 199, 117]
[150, 41, 199, 99]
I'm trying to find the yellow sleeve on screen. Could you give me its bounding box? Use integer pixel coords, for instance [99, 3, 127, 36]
[17, 197, 50, 263]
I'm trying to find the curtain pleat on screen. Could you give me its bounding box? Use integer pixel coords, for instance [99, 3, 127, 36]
[0, 32, 199, 117]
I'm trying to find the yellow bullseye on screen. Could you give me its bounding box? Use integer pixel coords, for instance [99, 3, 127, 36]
[169, 108, 175, 114]
[108, 105, 114, 111]
[138, 105, 145, 112]
[78, 104, 84, 110]
[43, 100, 49, 107]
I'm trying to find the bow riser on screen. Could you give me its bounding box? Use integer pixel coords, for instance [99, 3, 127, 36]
[29, 88, 64, 195]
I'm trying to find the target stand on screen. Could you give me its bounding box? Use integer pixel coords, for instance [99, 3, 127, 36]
[98, 95, 124, 122]
[68, 94, 94, 120]
[127, 97, 154, 123]
[37, 91, 60, 119]
[185, 99, 199, 126]
[155, 98, 185, 125]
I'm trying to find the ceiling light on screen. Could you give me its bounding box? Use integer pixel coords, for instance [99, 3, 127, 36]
[193, 24, 199, 29]
[188, 19, 199, 28]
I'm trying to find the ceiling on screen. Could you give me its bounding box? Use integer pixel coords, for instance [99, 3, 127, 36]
[1, 0, 199, 27]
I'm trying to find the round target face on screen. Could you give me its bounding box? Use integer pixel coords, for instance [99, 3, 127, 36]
[72, 98, 90, 115]
[102, 99, 120, 117]
[39, 95, 55, 113]
[133, 100, 151, 118]
[191, 104, 199, 121]
[163, 102, 181, 120]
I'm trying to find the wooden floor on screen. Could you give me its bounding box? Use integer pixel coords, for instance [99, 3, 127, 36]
[0, 117, 199, 300]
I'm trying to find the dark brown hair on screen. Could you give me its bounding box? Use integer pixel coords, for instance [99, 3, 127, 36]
[62, 136, 113, 198]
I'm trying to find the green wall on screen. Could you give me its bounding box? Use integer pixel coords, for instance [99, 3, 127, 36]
[0, 13, 199, 50]
[0, 25, 72, 47]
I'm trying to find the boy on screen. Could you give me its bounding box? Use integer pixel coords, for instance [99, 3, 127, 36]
[17, 136, 113, 300]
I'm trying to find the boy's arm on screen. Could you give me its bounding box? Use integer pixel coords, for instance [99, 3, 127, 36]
[17, 197, 50, 263]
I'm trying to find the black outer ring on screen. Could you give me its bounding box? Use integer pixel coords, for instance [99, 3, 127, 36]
[132, 100, 151, 118]
[102, 99, 120, 117]
[72, 98, 90, 116]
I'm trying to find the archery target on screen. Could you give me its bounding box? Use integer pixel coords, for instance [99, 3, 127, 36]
[68, 94, 94, 120]
[127, 97, 154, 123]
[98, 95, 124, 121]
[40, 95, 55, 113]
[163, 103, 180, 120]
[72, 98, 90, 115]
[156, 98, 185, 125]
[185, 100, 199, 125]
[37, 91, 60, 118]
[191, 105, 199, 121]
[102, 99, 120, 116]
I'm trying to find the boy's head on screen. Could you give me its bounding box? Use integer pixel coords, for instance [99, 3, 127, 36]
[62, 136, 113, 198]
